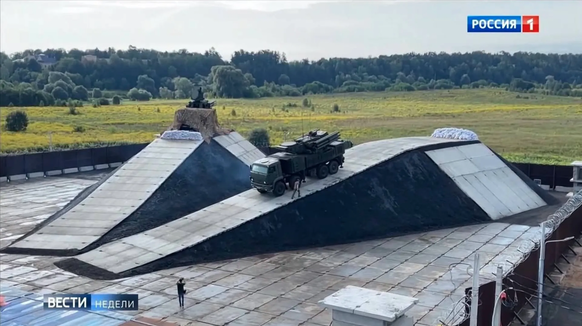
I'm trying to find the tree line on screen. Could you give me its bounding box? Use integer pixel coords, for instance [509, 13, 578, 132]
[1, 47, 582, 107]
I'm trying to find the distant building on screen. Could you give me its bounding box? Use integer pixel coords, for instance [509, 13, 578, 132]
[82, 55, 98, 63]
[13, 54, 57, 68]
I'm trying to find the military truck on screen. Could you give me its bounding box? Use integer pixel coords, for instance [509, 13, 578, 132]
[250, 130, 353, 196]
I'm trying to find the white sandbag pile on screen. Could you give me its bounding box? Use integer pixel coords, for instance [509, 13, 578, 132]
[431, 127, 479, 141]
[160, 130, 203, 141]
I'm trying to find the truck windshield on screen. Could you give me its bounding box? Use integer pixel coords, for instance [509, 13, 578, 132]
[251, 164, 268, 174]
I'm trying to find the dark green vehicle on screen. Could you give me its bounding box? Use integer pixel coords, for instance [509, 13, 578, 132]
[250, 130, 353, 196]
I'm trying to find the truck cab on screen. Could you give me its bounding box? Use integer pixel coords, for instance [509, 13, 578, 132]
[250, 158, 284, 194]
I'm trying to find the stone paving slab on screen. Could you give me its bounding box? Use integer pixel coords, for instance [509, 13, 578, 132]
[0, 172, 547, 326]
[0, 285, 179, 326]
[0, 176, 97, 250]
[2, 222, 535, 325]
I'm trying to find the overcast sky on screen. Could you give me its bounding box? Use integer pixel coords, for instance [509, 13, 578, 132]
[1, 0, 581, 60]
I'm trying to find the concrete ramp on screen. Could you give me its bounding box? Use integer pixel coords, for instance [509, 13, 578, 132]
[214, 132, 265, 166]
[425, 144, 546, 220]
[57, 137, 502, 279]
[7, 138, 201, 252]
[5, 132, 264, 255]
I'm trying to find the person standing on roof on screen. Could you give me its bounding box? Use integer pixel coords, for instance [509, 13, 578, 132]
[176, 278, 186, 308]
[292, 178, 301, 199]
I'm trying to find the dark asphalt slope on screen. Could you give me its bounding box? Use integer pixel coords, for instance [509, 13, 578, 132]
[95, 139, 252, 245]
[4, 139, 251, 256]
[113, 147, 493, 277]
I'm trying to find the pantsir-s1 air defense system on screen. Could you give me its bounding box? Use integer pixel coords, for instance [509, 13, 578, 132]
[250, 130, 353, 196]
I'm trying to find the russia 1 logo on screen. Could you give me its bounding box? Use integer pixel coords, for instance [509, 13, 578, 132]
[522, 16, 539, 33]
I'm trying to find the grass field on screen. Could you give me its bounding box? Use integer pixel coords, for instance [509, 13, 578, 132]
[1, 89, 580, 164]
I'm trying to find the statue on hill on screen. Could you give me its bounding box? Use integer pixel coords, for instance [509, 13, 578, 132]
[194, 87, 204, 101]
[186, 87, 215, 109]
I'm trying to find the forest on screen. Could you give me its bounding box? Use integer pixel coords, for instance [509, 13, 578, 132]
[1, 47, 582, 107]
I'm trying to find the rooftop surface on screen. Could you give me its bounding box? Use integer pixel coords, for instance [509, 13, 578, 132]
[7, 132, 265, 254]
[7, 138, 203, 251]
[67, 137, 464, 278]
[0, 285, 134, 326]
[0, 285, 180, 326]
[0, 174, 566, 326]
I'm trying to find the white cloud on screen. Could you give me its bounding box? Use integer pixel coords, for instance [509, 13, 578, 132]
[75, 0, 206, 9]
[1, 1, 580, 58]
[49, 6, 96, 14]
[215, 1, 336, 12]
[76, 0, 340, 12]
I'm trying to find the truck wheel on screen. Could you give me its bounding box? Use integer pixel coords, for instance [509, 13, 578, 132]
[273, 180, 286, 197]
[288, 176, 300, 189]
[328, 160, 339, 175]
[316, 164, 329, 179]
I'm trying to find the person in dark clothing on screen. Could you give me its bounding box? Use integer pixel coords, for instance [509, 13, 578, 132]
[176, 278, 186, 308]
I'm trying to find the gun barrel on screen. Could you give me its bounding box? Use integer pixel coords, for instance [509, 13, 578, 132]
[313, 131, 339, 149]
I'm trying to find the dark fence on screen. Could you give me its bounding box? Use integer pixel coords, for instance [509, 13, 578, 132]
[511, 162, 574, 189]
[0, 143, 575, 185]
[460, 201, 582, 326]
[0, 144, 148, 178]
